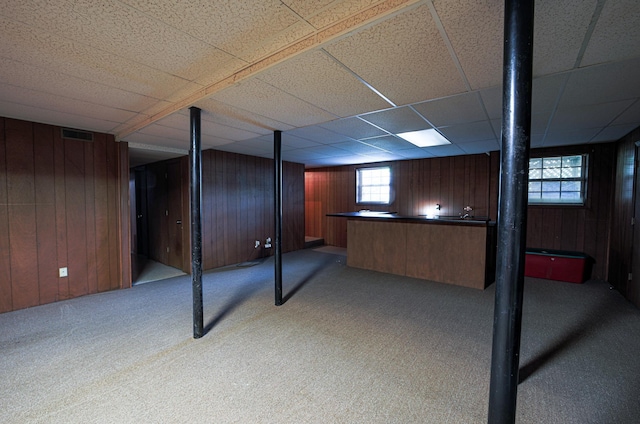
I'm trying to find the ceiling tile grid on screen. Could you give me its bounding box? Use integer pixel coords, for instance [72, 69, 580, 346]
[256, 50, 390, 117]
[581, 0, 640, 66]
[324, 4, 468, 106]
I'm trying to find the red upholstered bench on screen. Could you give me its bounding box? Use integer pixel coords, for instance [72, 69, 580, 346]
[524, 248, 591, 284]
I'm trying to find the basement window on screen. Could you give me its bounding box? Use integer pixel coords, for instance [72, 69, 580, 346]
[528, 154, 587, 205]
[356, 166, 391, 205]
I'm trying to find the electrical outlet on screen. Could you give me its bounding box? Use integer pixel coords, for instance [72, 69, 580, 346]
[255, 240, 260, 249]
[265, 237, 272, 248]
[59, 267, 68, 278]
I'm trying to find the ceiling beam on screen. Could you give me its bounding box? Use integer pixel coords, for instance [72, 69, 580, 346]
[115, 0, 423, 140]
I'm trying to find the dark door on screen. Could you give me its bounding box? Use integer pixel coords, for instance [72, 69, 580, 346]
[135, 168, 149, 257]
[166, 160, 183, 270]
[631, 142, 640, 305]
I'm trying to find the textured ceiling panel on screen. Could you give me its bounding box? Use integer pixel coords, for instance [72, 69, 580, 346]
[426, 144, 466, 157]
[319, 117, 386, 139]
[434, 0, 503, 90]
[359, 135, 416, 151]
[293, 0, 379, 29]
[612, 100, 640, 126]
[543, 128, 601, 146]
[325, 4, 467, 106]
[286, 126, 351, 144]
[559, 57, 640, 108]
[257, 50, 390, 117]
[413, 92, 487, 127]
[0, 100, 121, 133]
[332, 140, 387, 154]
[532, 0, 596, 76]
[193, 98, 293, 134]
[68, 1, 241, 82]
[0, 83, 138, 124]
[549, 100, 635, 132]
[590, 123, 638, 142]
[0, 17, 199, 101]
[212, 78, 337, 128]
[438, 121, 496, 144]
[281, 134, 323, 149]
[0, 58, 159, 112]
[360, 106, 431, 133]
[458, 139, 500, 154]
[581, 0, 640, 66]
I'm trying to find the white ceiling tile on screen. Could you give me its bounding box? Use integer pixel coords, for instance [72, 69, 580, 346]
[433, 0, 503, 90]
[0, 83, 138, 124]
[559, 58, 640, 107]
[332, 140, 387, 155]
[285, 126, 351, 144]
[257, 50, 390, 117]
[211, 78, 337, 128]
[549, 100, 635, 132]
[457, 140, 500, 155]
[413, 92, 487, 127]
[282, 134, 322, 149]
[438, 121, 496, 144]
[319, 117, 386, 139]
[533, 0, 597, 76]
[590, 124, 638, 143]
[612, 100, 640, 126]
[123, 131, 191, 150]
[359, 107, 431, 133]
[0, 100, 121, 133]
[396, 148, 436, 159]
[581, 0, 640, 66]
[359, 135, 416, 151]
[193, 97, 293, 134]
[425, 144, 466, 157]
[120, 0, 303, 59]
[325, 4, 467, 105]
[543, 127, 601, 146]
[480, 86, 503, 120]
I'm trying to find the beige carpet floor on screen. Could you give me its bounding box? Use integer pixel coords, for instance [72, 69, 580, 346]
[2, 249, 639, 423]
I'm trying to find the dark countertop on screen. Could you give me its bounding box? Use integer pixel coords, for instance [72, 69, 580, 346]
[327, 211, 495, 226]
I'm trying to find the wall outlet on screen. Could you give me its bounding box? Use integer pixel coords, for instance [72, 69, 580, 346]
[255, 240, 260, 249]
[265, 237, 272, 249]
[59, 267, 68, 278]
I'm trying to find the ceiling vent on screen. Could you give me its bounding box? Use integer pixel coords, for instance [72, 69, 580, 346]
[61, 128, 94, 142]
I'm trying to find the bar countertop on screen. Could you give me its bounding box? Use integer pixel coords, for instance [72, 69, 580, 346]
[327, 211, 495, 226]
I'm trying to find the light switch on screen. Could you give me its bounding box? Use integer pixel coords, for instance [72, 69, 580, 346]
[59, 267, 68, 278]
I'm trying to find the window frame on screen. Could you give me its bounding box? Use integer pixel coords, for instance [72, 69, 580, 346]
[527, 153, 588, 206]
[355, 166, 392, 205]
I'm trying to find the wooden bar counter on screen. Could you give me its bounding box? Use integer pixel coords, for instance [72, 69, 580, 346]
[328, 212, 496, 289]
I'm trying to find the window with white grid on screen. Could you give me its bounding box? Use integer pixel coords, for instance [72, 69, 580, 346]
[528, 154, 587, 205]
[356, 166, 391, 204]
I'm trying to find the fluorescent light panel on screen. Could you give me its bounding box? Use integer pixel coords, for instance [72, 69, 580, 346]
[397, 129, 451, 147]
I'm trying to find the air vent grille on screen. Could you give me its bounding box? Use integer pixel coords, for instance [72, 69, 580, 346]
[61, 128, 94, 142]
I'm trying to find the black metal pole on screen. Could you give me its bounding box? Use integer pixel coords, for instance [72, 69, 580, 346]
[487, 1, 534, 423]
[274, 130, 283, 306]
[190, 106, 204, 339]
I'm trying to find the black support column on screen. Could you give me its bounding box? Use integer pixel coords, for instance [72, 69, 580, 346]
[488, 1, 535, 423]
[190, 106, 204, 339]
[274, 130, 283, 306]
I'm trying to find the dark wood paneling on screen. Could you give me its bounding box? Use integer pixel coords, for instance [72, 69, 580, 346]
[0, 117, 127, 313]
[0, 118, 12, 313]
[609, 128, 639, 304]
[139, 149, 304, 272]
[65, 139, 89, 298]
[33, 124, 58, 305]
[6, 119, 39, 310]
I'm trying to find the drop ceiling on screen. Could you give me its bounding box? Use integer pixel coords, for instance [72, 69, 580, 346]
[1, 0, 639, 168]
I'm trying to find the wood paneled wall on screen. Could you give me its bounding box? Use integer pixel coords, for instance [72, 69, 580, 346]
[139, 149, 305, 273]
[526, 143, 616, 280]
[306, 144, 616, 280]
[305, 153, 499, 247]
[609, 127, 639, 304]
[0, 117, 129, 313]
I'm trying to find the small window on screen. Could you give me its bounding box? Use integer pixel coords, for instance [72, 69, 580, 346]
[528, 154, 587, 205]
[356, 166, 391, 204]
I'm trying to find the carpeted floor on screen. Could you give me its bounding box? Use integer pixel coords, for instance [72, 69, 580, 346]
[1, 249, 639, 423]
